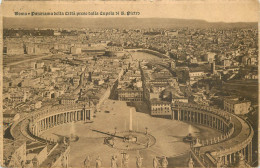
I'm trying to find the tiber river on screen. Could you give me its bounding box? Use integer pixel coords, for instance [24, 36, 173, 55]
[128, 51, 162, 61]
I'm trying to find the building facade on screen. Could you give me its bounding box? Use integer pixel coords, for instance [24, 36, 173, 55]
[224, 97, 251, 115]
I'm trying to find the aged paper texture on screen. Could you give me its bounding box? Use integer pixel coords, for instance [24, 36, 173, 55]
[1, 1, 259, 167]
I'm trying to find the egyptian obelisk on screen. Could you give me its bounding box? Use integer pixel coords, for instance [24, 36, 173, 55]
[129, 108, 133, 131]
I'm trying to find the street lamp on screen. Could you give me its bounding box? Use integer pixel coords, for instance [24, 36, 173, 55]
[114, 127, 117, 135]
[145, 127, 148, 134]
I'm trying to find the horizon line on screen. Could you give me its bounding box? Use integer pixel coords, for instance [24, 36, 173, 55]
[3, 17, 258, 24]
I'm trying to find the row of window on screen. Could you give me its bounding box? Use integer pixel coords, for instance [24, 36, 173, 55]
[151, 111, 170, 114]
[119, 98, 142, 101]
[119, 95, 143, 97]
[152, 107, 170, 110]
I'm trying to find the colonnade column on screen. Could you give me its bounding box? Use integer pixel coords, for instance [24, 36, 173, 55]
[45, 118, 47, 130]
[38, 122, 40, 135]
[34, 125, 36, 136]
[42, 120, 44, 130]
[37, 123, 39, 135]
[83, 110, 85, 121]
[217, 119, 219, 130]
[40, 120, 42, 131]
[61, 113, 64, 124]
[35, 122, 38, 135]
[218, 119, 220, 130]
[222, 122, 225, 133]
[88, 110, 91, 120]
[56, 114, 58, 125]
[36, 122, 38, 136]
[229, 154, 231, 165]
[212, 117, 216, 129]
[83, 110, 87, 121]
[180, 110, 183, 121]
[32, 126, 35, 136]
[64, 113, 66, 123]
[57, 115, 59, 125]
[248, 141, 252, 163]
[234, 152, 237, 163]
[42, 119, 44, 130]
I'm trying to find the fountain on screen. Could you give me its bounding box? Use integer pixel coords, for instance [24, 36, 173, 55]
[69, 121, 79, 142]
[102, 108, 156, 150]
[183, 124, 194, 142]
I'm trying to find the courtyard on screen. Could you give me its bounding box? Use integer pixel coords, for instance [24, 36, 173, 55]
[40, 99, 221, 167]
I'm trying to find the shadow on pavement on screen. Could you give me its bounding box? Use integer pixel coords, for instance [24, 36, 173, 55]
[126, 101, 150, 114]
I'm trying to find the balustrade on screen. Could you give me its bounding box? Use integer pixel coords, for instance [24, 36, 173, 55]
[175, 102, 253, 167]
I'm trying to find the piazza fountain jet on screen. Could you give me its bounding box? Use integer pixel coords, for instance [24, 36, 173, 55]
[69, 121, 79, 142]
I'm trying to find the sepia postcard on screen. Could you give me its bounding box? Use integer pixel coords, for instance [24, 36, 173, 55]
[1, 1, 259, 167]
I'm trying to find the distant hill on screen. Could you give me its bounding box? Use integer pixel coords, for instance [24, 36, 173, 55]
[3, 17, 257, 29]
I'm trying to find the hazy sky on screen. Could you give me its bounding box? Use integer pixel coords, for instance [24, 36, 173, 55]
[2, 0, 259, 22]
